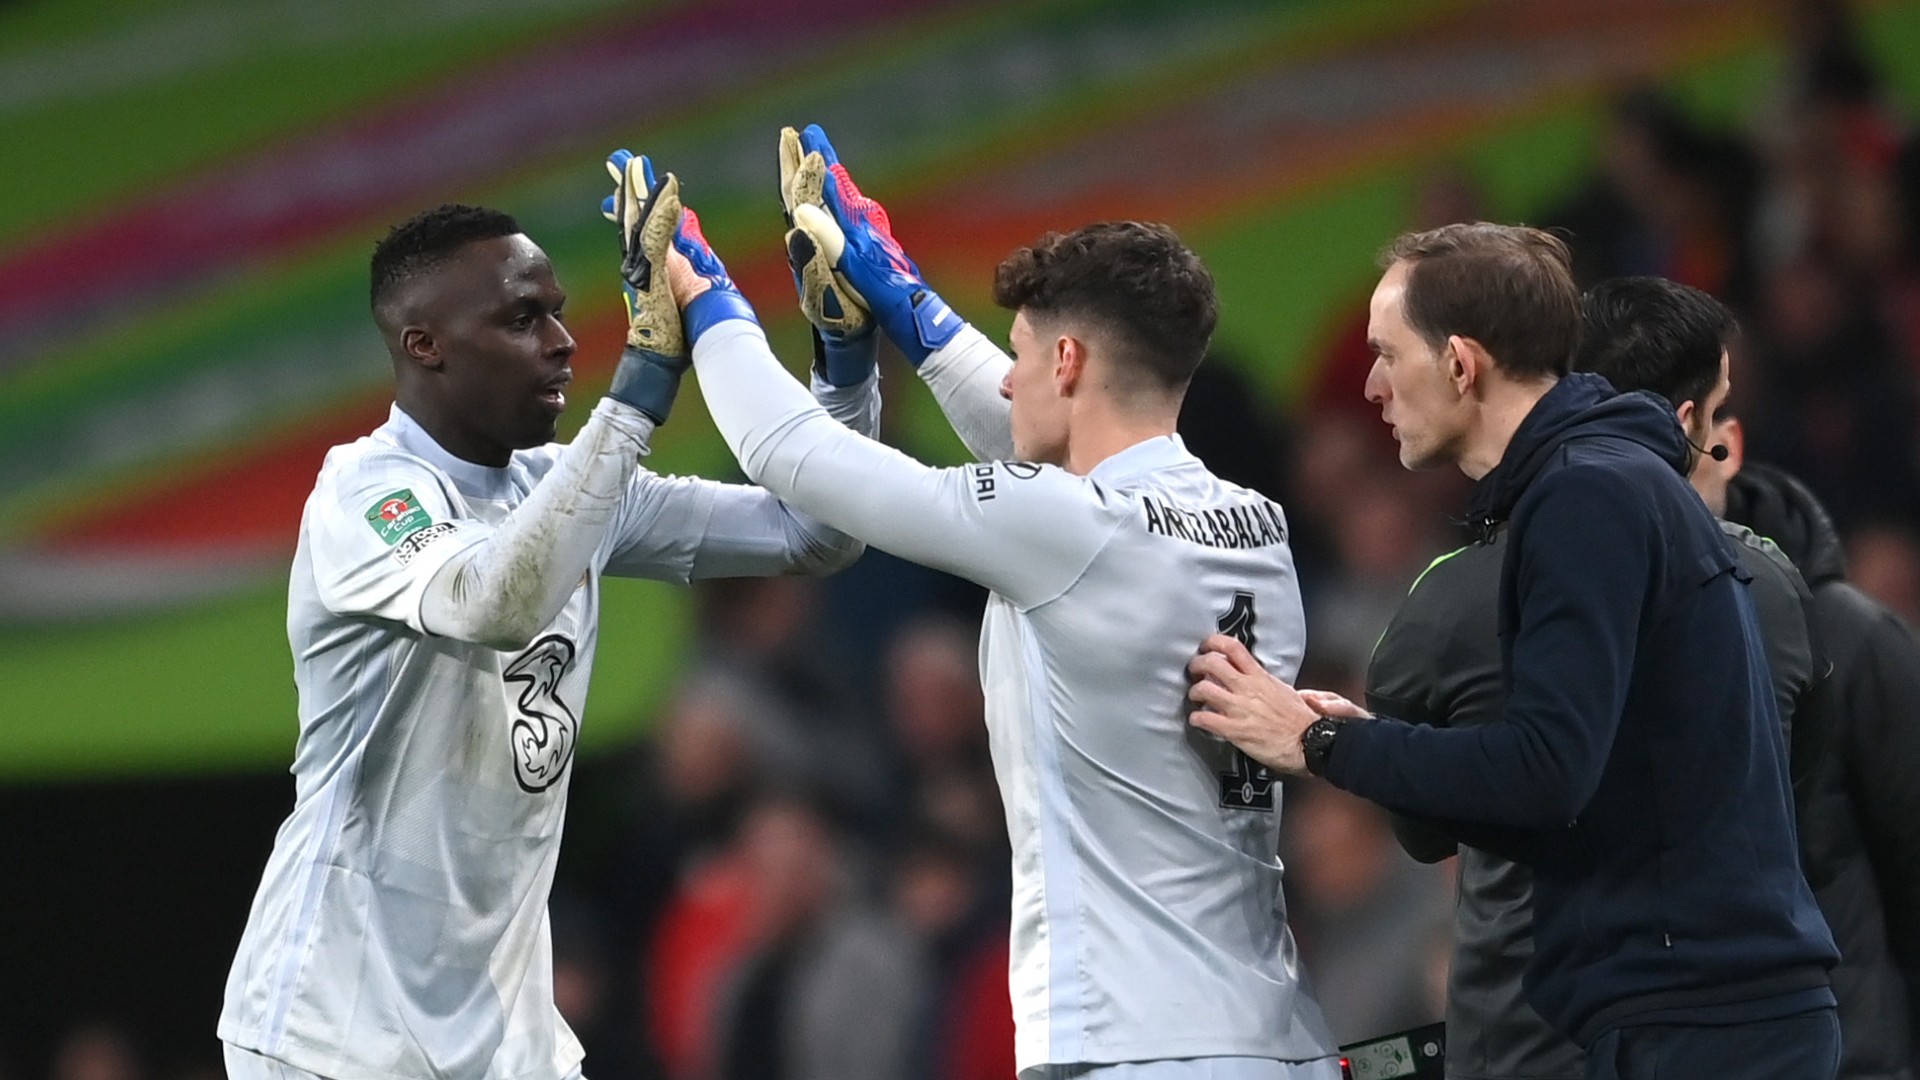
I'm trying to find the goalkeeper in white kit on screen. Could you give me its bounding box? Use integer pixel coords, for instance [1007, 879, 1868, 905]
[217, 164, 875, 1080]
[639, 127, 1339, 1080]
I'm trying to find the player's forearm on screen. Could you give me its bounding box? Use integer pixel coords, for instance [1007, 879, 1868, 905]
[812, 368, 882, 441]
[661, 367, 874, 581]
[919, 323, 1015, 462]
[688, 483, 864, 578]
[694, 320, 851, 487]
[421, 399, 652, 649]
[743, 368, 883, 573]
[692, 321, 966, 574]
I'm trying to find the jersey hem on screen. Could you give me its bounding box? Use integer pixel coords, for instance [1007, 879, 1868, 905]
[218, 1025, 584, 1080]
[1014, 1036, 1341, 1075]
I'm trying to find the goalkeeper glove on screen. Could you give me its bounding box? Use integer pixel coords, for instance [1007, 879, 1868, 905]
[671, 205, 759, 343]
[779, 126, 877, 387]
[602, 152, 760, 422]
[602, 150, 687, 424]
[794, 123, 960, 368]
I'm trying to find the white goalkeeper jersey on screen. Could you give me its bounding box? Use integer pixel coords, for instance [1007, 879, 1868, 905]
[219, 393, 868, 1080]
[694, 322, 1337, 1075]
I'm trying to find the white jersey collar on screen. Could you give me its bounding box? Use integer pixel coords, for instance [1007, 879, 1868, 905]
[1087, 433, 1194, 485]
[384, 404, 521, 499]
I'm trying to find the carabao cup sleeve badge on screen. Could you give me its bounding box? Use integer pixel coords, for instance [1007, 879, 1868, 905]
[364, 489, 434, 545]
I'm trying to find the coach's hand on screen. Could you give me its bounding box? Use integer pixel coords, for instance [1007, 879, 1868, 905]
[603, 150, 689, 424]
[779, 126, 878, 387]
[1187, 634, 1325, 777]
[792, 123, 959, 368]
[1299, 689, 1372, 720]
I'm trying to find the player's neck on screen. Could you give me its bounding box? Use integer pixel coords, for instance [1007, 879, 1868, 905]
[1063, 405, 1179, 477]
[395, 394, 512, 468]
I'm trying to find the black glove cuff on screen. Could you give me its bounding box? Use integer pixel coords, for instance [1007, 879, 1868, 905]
[607, 346, 687, 425]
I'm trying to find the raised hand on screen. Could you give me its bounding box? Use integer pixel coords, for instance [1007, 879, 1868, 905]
[779, 126, 876, 386]
[790, 123, 960, 367]
[601, 150, 687, 423]
[606, 150, 684, 361]
[669, 203, 758, 342]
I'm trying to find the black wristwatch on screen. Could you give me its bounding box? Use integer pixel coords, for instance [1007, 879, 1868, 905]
[1301, 717, 1344, 777]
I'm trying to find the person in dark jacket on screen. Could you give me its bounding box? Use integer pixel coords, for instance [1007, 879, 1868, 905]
[1188, 224, 1840, 1079]
[1375, 275, 1826, 1080]
[1713, 439, 1920, 1079]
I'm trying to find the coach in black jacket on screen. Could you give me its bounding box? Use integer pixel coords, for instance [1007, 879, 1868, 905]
[1376, 521, 1817, 1079]
[1188, 226, 1839, 1079]
[1373, 277, 1829, 1080]
[1720, 456, 1920, 1078]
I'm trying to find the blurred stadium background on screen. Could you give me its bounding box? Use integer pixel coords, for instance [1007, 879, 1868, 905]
[4, 0, 1919, 1077]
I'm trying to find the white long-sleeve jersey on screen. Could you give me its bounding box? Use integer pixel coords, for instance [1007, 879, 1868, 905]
[693, 320, 1336, 1074]
[219, 380, 873, 1080]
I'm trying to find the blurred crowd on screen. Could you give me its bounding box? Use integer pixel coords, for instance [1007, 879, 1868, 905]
[13, 4, 1920, 1080]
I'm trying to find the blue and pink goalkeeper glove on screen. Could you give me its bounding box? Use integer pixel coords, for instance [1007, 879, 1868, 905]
[793, 124, 960, 368]
[779, 126, 877, 387]
[672, 204, 759, 343]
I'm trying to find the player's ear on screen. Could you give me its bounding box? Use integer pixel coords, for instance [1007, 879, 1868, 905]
[1054, 333, 1085, 396]
[400, 325, 444, 371]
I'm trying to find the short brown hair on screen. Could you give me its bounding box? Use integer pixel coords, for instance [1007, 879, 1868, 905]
[1381, 223, 1580, 380]
[993, 221, 1217, 390]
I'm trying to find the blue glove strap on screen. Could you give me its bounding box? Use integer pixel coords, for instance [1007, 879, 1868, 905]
[607, 345, 688, 424]
[819, 331, 879, 387]
[685, 289, 759, 345]
[897, 289, 961, 367]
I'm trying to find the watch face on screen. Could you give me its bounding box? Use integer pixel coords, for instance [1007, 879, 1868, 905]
[1304, 718, 1341, 774]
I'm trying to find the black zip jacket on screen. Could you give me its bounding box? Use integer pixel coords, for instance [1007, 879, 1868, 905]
[1321, 373, 1837, 1045]
[1727, 462, 1920, 1080]
[1372, 519, 1820, 1079]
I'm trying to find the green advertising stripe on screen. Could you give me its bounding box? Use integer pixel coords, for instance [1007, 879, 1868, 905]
[0, 576, 693, 780]
[4, 1, 1918, 779]
[0, 104, 1710, 781]
[0, 0, 1421, 535]
[0, 0, 653, 245]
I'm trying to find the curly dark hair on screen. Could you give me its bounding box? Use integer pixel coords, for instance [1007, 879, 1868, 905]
[370, 203, 522, 312]
[992, 221, 1217, 390]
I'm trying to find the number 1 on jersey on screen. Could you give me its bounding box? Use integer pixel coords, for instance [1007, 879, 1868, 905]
[1215, 591, 1276, 811]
